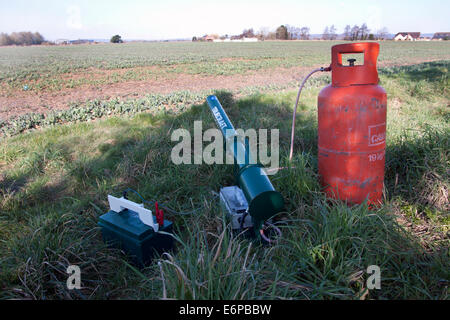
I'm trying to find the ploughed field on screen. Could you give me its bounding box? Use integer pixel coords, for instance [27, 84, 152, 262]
[0, 41, 448, 299]
[0, 41, 449, 121]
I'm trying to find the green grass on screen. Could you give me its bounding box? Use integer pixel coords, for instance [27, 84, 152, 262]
[0, 62, 448, 300]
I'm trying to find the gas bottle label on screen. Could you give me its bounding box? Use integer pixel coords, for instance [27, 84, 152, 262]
[368, 152, 385, 162]
[368, 123, 386, 146]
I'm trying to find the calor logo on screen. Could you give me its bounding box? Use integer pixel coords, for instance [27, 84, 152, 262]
[371, 132, 385, 145]
[368, 123, 386, 146]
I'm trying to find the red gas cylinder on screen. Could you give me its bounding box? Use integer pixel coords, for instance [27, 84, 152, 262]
[318, 42, 387, 205]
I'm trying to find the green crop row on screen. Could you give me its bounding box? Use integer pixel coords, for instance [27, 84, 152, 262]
[1, 59, 447, 138]
[0, 91, 207, 137]
[0, 74, 335, 138]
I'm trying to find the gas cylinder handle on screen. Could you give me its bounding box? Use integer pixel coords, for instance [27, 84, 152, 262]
[331, 42, 379, 86]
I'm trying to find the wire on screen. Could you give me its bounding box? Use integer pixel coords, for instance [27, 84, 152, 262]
[122, 188, 202, 216]
[289, 67, 330, 162]
[259, 222, 282, 244]
[240, 211, 249, 231]
[123, 188, 145, 202]
[144, 199, 202, 216]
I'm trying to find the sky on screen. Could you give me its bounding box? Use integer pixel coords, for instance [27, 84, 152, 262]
[0, 0, 449, 40]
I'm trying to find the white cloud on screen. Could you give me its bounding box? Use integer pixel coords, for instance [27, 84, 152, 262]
[66, 5, 83, 30]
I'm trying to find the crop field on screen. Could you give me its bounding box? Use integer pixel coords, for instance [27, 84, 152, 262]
[0, 41, 449, 299]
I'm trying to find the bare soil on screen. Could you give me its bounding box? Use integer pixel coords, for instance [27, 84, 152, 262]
[0, 58, 443, 120]
[0, 66, 314, 120]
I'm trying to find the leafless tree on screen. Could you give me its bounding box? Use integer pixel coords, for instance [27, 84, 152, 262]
[257, 27, 270, 39]
[286, 25, 302, 40]
[329, 25, 338, 40]
[351, 25, 360, 41]
[322, 26, 330, 40]
[2, 31, 44, 45]
[343, 25, 351, 40]
[359, 23, 370, 40]
[300, 27, 310, 40]
[376, 27, 389, 40]
[0, 33, 12, 46]
[241, 28, 255, 38]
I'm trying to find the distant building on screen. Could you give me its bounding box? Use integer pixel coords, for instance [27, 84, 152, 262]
[69, 39, 95, 45]
[214, 37, 258, 43]
[432, 32, 450, 40]
[394, 32, 421, 41]
[203, 35, 215, 42]
[55, 39, 70, 45]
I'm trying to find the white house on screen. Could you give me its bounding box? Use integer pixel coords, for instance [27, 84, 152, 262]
[214, 37, 258, 42]
[55, 39, 70, 45]
[394, 32, 421, 41]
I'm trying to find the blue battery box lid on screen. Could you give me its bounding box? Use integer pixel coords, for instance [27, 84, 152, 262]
[99, 209, 159, 240]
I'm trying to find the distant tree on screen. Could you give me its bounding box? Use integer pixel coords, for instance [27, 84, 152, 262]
[343, 25, 351, 40]
[285, 25, 301, 40]
[257, 27, 270, 40]
[359, 23, 370, 40]
[9, 32, 23, 45]
[322, 26, 330, 40]
[267, 32, 277, 40]
[368, 34, 375, 40]
[329, 25, 337, 40]
[0, 31, 45, 46]
[275, 25, 288, 40]
[192, 36, 198, 42]
[285, 25, 293, 39]
[32, 32, 44, 44]
[110, 35, 123, 43]
[350, 25, 360, 41]
[0, 33, 12, 46]
[241, 28, 255, 38]
[376, 27, 389, 40]
[300, 27, 310, 40]
[19, 32, 30, 45]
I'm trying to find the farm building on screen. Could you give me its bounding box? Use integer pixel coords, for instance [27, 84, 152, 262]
[432, 32, 450, 40]
[202, 35, 216, 42]
[55, 39, 70, 45]
[214, 37, 258, 42]
[394, 32, 421, 41]
[69, 39, 95, 45]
